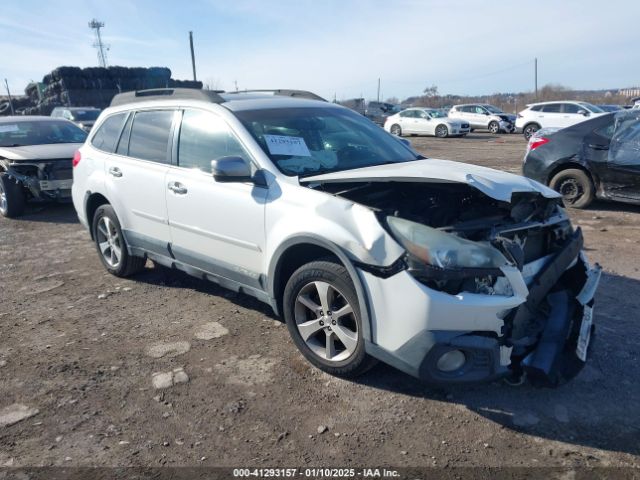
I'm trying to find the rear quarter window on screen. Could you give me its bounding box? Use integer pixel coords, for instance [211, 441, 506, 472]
[91, 113, 128, 153]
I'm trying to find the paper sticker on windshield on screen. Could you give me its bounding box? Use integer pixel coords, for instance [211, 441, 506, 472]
[264, 135, 311, 157]
[0, 124, 19, 133]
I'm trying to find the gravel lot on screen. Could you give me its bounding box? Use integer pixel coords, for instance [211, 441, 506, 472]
[1, 132, 639, 471]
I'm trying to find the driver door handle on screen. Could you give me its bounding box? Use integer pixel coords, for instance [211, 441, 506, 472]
[168, 181, 188, 195]
[588, 143, 609, 151]
[108, 166, 122, 177]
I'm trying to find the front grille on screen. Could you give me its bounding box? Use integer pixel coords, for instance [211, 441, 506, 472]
[461, 123, 469, 128]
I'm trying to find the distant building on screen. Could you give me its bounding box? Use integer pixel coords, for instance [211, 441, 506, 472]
[618, 87, 640, 97]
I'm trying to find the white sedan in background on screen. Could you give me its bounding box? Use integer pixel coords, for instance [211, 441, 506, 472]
[384, 108, 470, 138]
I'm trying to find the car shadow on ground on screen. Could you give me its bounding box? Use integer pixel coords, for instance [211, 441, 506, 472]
[134, 262, 276, 318]
[16, 202, 79, 224]
[133, 260, 640, 456]
[355, 271, 640, 457]
[586, 199, 640, 215]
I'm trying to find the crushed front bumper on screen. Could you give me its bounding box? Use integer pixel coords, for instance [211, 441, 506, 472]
[499, 120, 516, 133]
[361, 228, 601, 387]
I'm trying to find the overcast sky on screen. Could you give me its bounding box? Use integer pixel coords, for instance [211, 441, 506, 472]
[2, 0, 639, 101]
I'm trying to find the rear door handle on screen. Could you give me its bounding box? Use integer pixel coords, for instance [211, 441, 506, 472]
[108, 167, 122, 177]
[168, 182, 188, 195]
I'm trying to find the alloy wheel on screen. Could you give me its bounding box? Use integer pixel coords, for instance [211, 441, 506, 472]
[294, 281, 358, 362]
[96, 215, 123, 268]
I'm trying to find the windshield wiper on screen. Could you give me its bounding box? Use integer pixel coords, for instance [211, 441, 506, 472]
[0, 144, 25, 147]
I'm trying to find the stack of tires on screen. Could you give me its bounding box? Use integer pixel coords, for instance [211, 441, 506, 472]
[0, 66, 203, 116]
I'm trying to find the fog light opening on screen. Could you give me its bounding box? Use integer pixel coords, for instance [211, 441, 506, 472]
[436, 350, 466, 372]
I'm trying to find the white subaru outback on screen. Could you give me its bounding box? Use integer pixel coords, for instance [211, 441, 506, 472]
[72, 88, 601, 387]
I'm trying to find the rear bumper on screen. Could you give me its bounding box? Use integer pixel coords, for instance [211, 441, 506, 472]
[362, 228, 600, 386]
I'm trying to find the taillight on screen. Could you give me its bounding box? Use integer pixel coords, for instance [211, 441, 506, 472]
[529, 137, 549, 151]
[72, 150, 81, 167]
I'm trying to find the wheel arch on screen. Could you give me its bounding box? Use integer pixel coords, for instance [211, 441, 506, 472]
[267, 235, 373, 342]
[84, 191, 111, 239]
[546, 161, 598, 189]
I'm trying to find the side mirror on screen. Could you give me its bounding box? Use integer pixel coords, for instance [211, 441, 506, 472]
[211, 156, 252, 182]
[577, 109, 589, 116]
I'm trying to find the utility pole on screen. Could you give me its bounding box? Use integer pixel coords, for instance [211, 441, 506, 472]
[377, 78, 381, 103]
[189, 31, 197, 81]
[534, 57, 538, 100]
[234, 80, 238, 92]
[88, 19, 109, 68]
[4, 79, 15, 115]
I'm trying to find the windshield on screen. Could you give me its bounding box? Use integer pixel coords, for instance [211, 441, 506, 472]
[0, 120, 87, 147]
[71, 110, 101, 121]
[484, 105, 504, 114]
[235, 107, 421, 177]
[579, 102, 605, 114]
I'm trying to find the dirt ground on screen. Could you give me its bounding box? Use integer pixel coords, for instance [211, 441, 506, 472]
[1, 132, 639, 472]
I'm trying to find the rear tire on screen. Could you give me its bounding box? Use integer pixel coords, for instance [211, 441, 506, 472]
[92, 204, 146, 277]
[283, 259, 376, 378]
[0, 173, 25, 218]
[549, 169, 595, 209]
[488, 121, 500, 134]
[523, 123, 540, 140]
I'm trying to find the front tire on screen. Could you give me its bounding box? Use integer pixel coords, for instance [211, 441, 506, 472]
[488, 121, 500, 134]
[283, 259, 376, 377]
[92, 204, 146, 277]
[390, 124, 402, 136]
[435, 124, 449, 138]
[0, 173, 25, 218]
[549, 169, 595, 209]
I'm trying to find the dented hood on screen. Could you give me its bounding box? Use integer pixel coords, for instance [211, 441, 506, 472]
[301, 158, 560, 202]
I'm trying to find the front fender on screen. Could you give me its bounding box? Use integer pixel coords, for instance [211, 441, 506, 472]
[267, 234, 376, 342]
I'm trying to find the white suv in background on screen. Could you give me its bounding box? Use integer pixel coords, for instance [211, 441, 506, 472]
[72, 88, 600, 387]
[516, 101, 607, 139]
[448, 104, 516, 134]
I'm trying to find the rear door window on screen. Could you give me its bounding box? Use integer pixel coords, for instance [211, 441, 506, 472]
[91, 113, 128, 153]
[128, 110, 175, 163]
[541, 104, 562, 113]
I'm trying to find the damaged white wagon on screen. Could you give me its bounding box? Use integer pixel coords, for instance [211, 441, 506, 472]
[72, 88, 601, 387]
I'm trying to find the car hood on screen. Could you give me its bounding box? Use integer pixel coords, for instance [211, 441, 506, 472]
[301, 159, 560, 203]
[0, 143, 81, 161]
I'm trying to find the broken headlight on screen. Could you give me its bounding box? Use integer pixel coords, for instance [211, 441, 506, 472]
[386, 216, 508, 270]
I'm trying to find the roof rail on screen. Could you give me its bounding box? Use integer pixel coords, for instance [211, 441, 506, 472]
[110, 88, 224, 107]
[231, 89, 327, 102]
